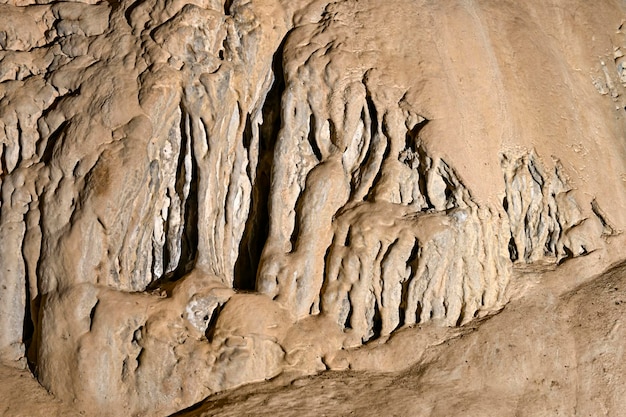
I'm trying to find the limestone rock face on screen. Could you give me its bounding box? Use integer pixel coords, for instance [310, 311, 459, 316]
[0, 0, 625, 416]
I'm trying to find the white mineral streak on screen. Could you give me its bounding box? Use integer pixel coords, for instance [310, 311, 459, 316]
[0, 0, 625, 416]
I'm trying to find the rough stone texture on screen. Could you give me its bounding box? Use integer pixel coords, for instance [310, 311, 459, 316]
[175, 251, 626, 417]
[0, 0, 625, 416]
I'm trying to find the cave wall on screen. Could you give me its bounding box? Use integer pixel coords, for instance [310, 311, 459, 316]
[0, 0, 625, 415]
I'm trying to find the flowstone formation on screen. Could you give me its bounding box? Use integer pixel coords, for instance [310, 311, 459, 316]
[0, 0, 625, 416]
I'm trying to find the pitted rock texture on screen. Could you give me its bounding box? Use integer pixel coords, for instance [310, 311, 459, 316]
[0, 0, 625, 416]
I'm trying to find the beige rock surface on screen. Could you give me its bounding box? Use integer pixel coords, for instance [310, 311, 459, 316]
[0, 0, 625, 416]
[177, 247, 626, 417]
[0, 364, 82, 417]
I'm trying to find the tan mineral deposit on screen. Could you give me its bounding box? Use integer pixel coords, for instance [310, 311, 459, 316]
[1, 0, 626, 416]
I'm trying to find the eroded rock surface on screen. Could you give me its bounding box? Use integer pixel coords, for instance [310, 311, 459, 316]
[0, 0, 625, 416]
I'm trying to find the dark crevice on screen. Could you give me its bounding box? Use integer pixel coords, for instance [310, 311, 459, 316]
[344, 294, 353, 330]
[289, 193, 303, 251]
[369, 300, 383, 342]
[232, 114, 269, 290]
[406, 237, 420, 272]
[365, 94, 378, 150]
[522, 211, 534, 261]
[172, 111, 199, 278]
[0, 143, 7, 181]
[22, 277, 35, 365]
[316, 244, 335, 314]
[224, 0, 233, 15]
[399, 277, 410, 328]
[365, 134, 391, 201]
[527, 157, 544, 187]
[415, 301, 423, 324]
[38, 120, 67, 165]
[160, 189, 173, 275]
[405, 118, 429, 152]
[162, 109, 194, 277]
[307, 114, 322, 161]
[242, 113, 253, 152]
[591, 199, 617, 235]
[136, 348, 144, 368]
[359, 93, 393, 201]
[557, 246, 574, 265]
[25, 293, 40, 373]
[398, 238, 420, 327]
[327, 119, 339, 154]
[233, 36, 287, 291]
[508, 236, 518, 262]
[124, 1, 143, 29]
[455, 307, 465, 326]
[205, 303, 224, 343]
[147, 111, 198, 290]
[89, 299, 99, 332]
[221, 34, 229, 59]
[132, 326, 143, 344]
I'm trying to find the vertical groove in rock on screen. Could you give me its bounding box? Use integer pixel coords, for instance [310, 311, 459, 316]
[234, 42, 285, 290]
[256, 10, 515, 334]
[501, 152, 600, 264]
